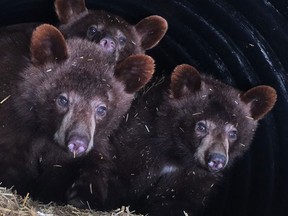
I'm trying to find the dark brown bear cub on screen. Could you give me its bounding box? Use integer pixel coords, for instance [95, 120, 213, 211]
[0, 24, 154, 201]
[105, 64, 276, 215]
[55, 0, 168, 61]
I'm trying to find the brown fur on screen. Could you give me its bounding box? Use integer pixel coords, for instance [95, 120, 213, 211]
[0, 0, 167, 100]
[54, 0, 88, 24]
[0, 23, 39, 100]
[103, 64, 277, 215]
[55, 0, 168, 61]
[30, 24, 68, 64]
[0, 24, 154, 203]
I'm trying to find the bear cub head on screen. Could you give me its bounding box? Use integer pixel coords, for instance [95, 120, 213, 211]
[159, 64, 277, 173]
[16, 24, 154, 157]
[54, 0, 168, 61]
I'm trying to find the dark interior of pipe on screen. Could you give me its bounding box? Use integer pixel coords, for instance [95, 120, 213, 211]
[0, 0, 287, 215]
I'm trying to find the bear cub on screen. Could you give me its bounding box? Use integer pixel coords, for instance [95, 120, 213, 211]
[55, 0, 168, 61]
[0, 24, 155, 202]
[106, 64, 277, 215]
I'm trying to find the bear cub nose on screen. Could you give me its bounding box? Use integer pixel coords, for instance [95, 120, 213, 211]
[206, 153, 227, 172]
[67, 135, 89, 156]
[100, 37, 116, 53]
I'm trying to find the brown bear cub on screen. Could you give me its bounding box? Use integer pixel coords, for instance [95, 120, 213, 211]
[54, 0, 168, 61]
[0, 0, 166, 206]
[99, 64, 276, 215]
[0, 24, 154, 202]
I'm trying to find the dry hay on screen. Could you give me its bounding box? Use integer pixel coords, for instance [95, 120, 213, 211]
[0, 186, 142, 216]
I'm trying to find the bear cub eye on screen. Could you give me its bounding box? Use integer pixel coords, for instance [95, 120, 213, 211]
[87, 25, 99, 40]
[228, 130, 237, 141]
[118, 35, 127, 47]
[96, 105, 107, 117]
[195, 121, 208, 134]
[57, 95, 69, 107]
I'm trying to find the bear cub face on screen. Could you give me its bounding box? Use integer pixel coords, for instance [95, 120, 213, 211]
[159, 64, 277, 173]
[55, 0, 168, 61]
[15, 24, 155, 158]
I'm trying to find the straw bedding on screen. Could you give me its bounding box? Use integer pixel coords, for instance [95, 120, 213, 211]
[0, 187, 141, 216]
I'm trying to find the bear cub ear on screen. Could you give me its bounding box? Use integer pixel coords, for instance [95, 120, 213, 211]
[54, 0, 88, 24]
[170, 64, 202, 99]
[135, 15, 168, 50]
[30, 24, 68, 65]
[240, 85, 277, 120]
[114, 54, 155, 94]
